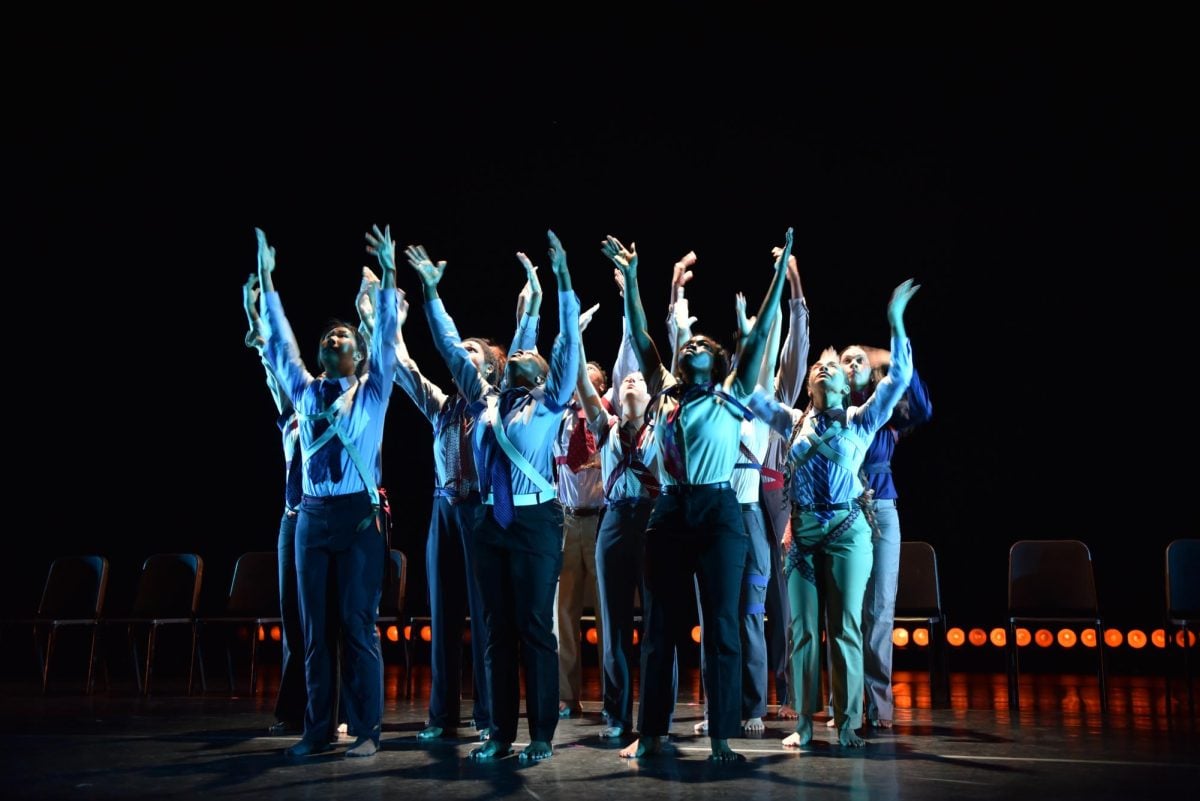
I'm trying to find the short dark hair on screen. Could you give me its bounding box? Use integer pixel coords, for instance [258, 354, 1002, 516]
[465, 337, 506, 387]
[675, 334, 730, 386]
[586, 361, 608, 394]
[317, 319, 369, 376]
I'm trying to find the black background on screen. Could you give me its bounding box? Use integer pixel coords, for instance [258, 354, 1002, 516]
[7, 26, 1194, 661]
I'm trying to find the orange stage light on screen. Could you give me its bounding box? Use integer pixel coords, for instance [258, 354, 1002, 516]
[1057, 629, 1077, 648]
[1103, 628, 1123, 647]
[912, 628, 930, 647]
[1034, 629, 1053, 647]
[1080, 629, 1097, 648]
[691, 626, 702, 644]
[420, 625, 432, 643]
[1015, 628, 1032, 647]
[990, 628, 1007, 647]
[946, 628, 965, 646]
[385, 626, 400, 643]
[968, 628, 987, 646]
[1127, 629, 1147, 649]
[892, 628, 909, 647]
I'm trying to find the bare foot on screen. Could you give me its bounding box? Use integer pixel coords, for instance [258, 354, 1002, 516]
[692, 719, 709, 734]
[870, 718, 894, 729]
[742, 717, 765, 733]
[519, 740, 553, 761]
[825, 718, 836, 728]
[620, 735, 666, 758]
[781, 715, 813, 748]
[708, 739, 745, 762]
[838, 721, 867, 748]
[469, 739, 513, 760]
[777, 705, 798, 720]
[599, 725, 625, 739]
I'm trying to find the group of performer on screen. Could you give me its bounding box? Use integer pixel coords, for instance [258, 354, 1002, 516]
[242, 223, 928, 762]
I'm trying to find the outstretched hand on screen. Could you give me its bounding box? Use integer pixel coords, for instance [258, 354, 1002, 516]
[601, 235, 637, 276]
[547, 230, 568, 278]
[255, 228, 276, 274]
[405, 244, 447, 287]
[516, 251, 543, 317]
[612, 268, 626, 297]
[735, 292, 756, 339]
[365, 224, 397, 273]
[887, 278, 921, 329]
[579, 302, 600, 333]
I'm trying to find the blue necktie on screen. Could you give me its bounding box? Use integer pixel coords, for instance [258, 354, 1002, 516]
[487, 389, 530, 529]
[308, 379, 344, 484]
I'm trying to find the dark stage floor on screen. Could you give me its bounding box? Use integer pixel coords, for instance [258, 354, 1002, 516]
[1, 664, 1198, 800]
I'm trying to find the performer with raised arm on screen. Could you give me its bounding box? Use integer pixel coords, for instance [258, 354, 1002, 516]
[603, 228, 793, 762]
[751, 279, 919, 749]
[257, 225, 399, 759]
[409, 231, 580, 763]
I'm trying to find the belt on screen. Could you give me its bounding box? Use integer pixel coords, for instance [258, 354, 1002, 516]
[796, 500, 856, 513]
[484, 491, 557, 507]
[564, 506, 602, 517]
[433, 486, 479, 501]
[301, 491, 371, 506]
[662, 481, 732, 495]
[740, 502, 761, 512]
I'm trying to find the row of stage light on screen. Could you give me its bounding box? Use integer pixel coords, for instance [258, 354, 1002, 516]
[242, 625, 1198, 650]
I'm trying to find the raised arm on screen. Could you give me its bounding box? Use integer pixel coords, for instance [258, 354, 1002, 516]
[731, 227, 793, 397]
[602, 235, 663, 379]
[756, 294, 784, 393]
[257, 228, 315, 405]
[391, 288, 450, 424]
[362, 225, 399, 399]
[244, 273, 292, 417]
[406, 244, 489, 404]
[769, 247, 809, 403]
[510, 252, 542, 356]
[543, 229, 581, 408]
[853, 279, 920, 434]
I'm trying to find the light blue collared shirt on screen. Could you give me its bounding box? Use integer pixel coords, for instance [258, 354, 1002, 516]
[263, 288, 398, 498]
[753, 335, 912, 507]
[427, 291, 580, 500]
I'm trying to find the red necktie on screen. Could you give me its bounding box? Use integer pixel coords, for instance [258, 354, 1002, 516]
[564, 408, 596, 473]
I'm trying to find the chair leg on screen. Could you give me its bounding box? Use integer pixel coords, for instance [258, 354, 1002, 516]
[86, 626, 99, 695]
[1095, 622, 1108, 713]
[249, 628, 259, 696]
[129, 625, 144, 694]
[42, 626, 57, 694]
[1184, 624, 1195, 719]
[1007, 622, 1020, 712]
[145, 625, 158, 696]
[404, 627, 413, 699]
[186, 623, 198, 696]
[32, 625, 46, 687]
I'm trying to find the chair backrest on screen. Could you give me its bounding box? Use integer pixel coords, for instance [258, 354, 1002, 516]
[379, 549, 407, 619]
[131, 554, 204, 618]
[1008, 539, 1098, 617]
[1166, 538, 1200, 618]
[38, 556, 109, 620]
[895, 541, 942, 617]
[226, 552, 280, 617]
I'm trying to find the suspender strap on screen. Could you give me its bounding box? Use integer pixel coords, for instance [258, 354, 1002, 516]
[487, 395, 556, 499]
[295, 380, 381, 508]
